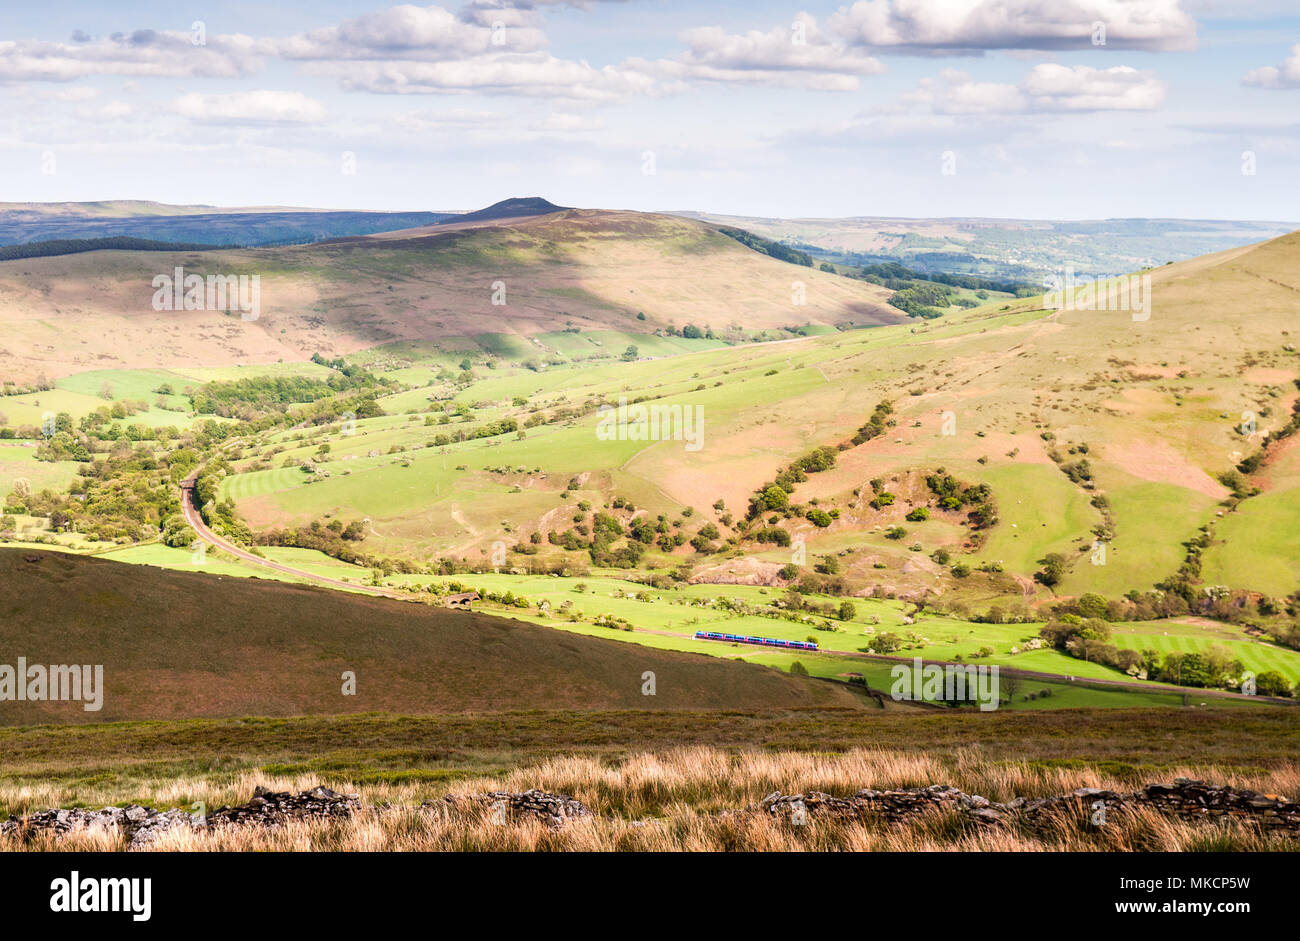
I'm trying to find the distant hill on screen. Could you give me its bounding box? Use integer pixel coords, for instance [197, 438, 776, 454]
[672, 211, 1300, 282]
[0, 549, 859, 724]
[451, 196, 569, 224]
[0, 236, 235, 261]
[0, 198, 569, 249]
[0, 207, 900, 381]
[0, 206, 455, 249]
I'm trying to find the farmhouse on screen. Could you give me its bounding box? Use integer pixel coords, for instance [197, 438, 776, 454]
[444, 591, 480, 610]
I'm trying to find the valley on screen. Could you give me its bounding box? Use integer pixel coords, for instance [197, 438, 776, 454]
[4, 202, 1299, 712]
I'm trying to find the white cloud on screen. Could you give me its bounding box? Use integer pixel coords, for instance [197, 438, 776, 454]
[278, 4, 548, 60]
[173, 90, 328, 124]
[317, 53, 660, 101]
[1243, 44, 1300, 89]
[1023, 63, 1165, 110]
[0, 31, 265, 82]
[280, 4, 665, 102]
[830, 0, 1197, 53]
[659, 14, 885, 91]
[903, 63, 1165, 113]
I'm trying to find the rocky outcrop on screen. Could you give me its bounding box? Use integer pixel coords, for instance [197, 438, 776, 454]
[755, 778, 1299, 832]
[1013, 778, 1297, 830]
[431, 789, 592, 830]
[207, 785, 359, 827]
[0, 785, 360, 849]
[0, 805, 201, 848]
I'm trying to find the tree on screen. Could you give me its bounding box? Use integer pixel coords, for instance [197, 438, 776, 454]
[160, 514, 197, 548]
[1077, 592, 1108, 619]
[1255, 670, 1292, 697]
[1078, 618, 1111, 641]
[789, 661, 809, 676]
[621, 345, 638, 361]
[999, 672, 1022, 703]
[872, 632, 903, 653]
[1117, 648, 1144, 675]
[1035, 552, 1068, 587]
[837, 601, 857, 622]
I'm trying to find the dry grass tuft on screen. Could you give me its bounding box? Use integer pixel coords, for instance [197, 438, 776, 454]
[2, 746, 1295, 851]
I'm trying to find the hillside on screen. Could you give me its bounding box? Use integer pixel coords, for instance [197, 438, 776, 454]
[0, 548, 860, 724]
[0, 207, 899, 382]
[0, 206, 454, 251]
[673, 211, 1298, 282]
[196, 226, 1300, 608]
[5, 219, 1299, 699]
[451, 196, 569, 224]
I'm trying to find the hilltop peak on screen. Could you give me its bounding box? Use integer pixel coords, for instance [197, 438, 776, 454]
[454, 196, 569, 224]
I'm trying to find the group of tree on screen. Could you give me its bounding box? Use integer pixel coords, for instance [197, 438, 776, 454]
[1038, 614, 1293, 695]
[715, 226, 814, 267]
[925, 471, 998, 529]
[191, 371, 388, 419]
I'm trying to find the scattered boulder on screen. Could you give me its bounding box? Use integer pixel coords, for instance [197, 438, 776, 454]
[0, 785, 360, 850]
[0, 804, 202, 849]
[755, 779, 1299, 833]
[207, 785, 359, 828]
[432, 789, 591, 830]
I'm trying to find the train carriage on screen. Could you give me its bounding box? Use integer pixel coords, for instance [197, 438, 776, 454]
[694, 630, 817, 651]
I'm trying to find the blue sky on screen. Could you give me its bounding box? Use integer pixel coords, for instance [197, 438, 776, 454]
[2, 0, 1299, 219]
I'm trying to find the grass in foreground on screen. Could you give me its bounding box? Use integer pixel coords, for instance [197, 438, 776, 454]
[0, 707, 1296, 818]
[2, 745, 1296, 852]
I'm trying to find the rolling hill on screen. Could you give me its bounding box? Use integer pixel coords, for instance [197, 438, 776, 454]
[200, 226, 1300, 607]
[450, 196, 570, 224]
[0, 548, 860, 724]
[0, 200, 456, 249]
[2, 211, 1299, 707]
[0, 204, 897, 383]
[673, 211, 1298, 282]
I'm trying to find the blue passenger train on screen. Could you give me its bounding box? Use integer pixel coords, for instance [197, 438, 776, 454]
[693, 630, 818, 651]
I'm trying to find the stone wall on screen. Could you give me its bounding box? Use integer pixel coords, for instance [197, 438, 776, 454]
[2, 778, 1294, 848]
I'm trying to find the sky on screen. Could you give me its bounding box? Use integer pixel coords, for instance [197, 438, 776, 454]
[2, 0, 1299, 220]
